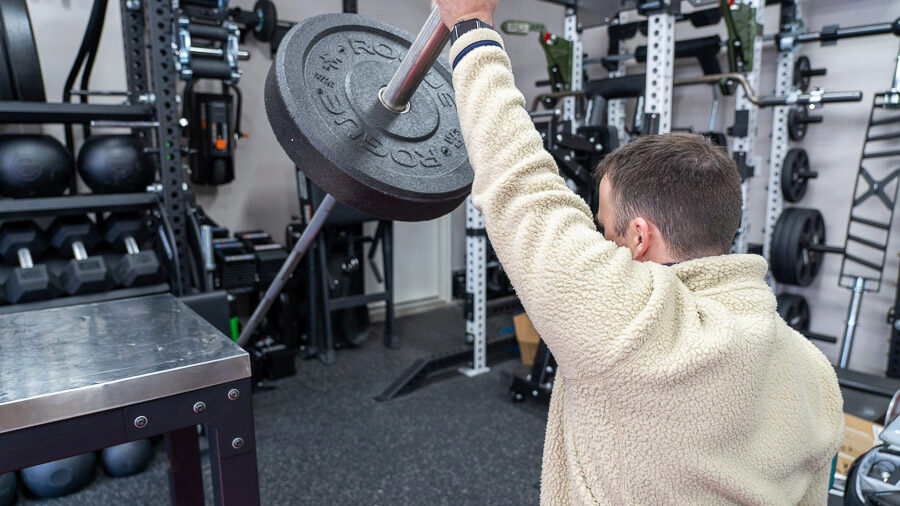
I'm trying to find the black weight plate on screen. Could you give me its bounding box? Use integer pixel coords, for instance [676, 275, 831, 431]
[265, 14, 472, 222]
[771, 208, 806, 285]
[771, 207, 825, 286]
[781, 148, 810, 203]
[788, 107, 806, 141]
[793, 55, 810, 92]
[776, 293, 810, 333]
[770, 210, 794, 284]
[0, 0, 45, 102]
[804, 208, 826, 284]
[788, 208, 815, 286]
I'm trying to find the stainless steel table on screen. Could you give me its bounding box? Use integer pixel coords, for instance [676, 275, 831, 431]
[0, 294, 259, 505]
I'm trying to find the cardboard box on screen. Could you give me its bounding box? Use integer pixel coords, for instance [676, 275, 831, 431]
[513, 313, 541, 366]
[836, 413, 884, 478]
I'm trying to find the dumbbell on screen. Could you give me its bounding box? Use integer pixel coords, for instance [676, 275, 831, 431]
[48, 216, 109, 295]
[101, 212, 162, 287]
[0, 220, 53, 303]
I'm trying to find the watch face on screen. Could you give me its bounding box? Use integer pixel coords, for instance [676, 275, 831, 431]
[453, 19, 490, 43]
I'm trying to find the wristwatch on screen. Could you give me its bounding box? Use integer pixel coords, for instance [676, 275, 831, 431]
[450, 18, 494, 45]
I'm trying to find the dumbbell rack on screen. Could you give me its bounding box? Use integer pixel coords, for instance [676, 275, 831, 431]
[0, 0, 192, 308]
[0, 194, 173, 314]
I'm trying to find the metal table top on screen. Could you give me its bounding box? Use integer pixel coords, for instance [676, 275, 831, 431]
[0, 294, 250, 434]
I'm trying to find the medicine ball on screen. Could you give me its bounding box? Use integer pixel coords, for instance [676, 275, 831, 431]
[100, 440, 153, 478]
[78, 135, 155, 194]
[0, 134, 73, 198]
[0, 472, 16, 506]
[20, 452, 95, 498]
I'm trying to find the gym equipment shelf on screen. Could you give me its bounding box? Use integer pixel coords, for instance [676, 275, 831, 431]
[0, 193, 159, 220]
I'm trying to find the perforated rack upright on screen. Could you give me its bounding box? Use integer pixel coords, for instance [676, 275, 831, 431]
[119, 0, 192, 294]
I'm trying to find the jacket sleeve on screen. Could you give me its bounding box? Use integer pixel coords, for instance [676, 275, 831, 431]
[449, 29, 673, 378]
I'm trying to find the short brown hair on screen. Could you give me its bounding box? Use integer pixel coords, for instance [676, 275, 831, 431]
[594, 133, 742, 259]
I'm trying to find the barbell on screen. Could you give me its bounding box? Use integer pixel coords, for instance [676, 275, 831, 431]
[240, 7, 469, 346]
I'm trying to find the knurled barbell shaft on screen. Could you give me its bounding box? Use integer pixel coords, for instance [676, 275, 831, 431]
[380, 6, 450, 112]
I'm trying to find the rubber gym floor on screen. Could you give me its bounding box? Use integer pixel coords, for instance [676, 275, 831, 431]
[19, 304, 548, 505]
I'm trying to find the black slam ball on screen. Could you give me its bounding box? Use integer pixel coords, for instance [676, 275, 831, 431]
[78, 135, 155, 193]
[0, 134, 74, 198]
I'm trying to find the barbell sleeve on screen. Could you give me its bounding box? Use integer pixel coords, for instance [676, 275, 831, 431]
[803, 91, 864, 105]
[380, 6, 450, 112]
[757, 90, 862, 107]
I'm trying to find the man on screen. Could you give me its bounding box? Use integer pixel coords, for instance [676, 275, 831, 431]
[435, 0, 844, 504]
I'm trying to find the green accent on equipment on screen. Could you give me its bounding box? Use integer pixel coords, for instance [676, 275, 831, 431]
[230, 317, 240, 342]
[720, 0, 758, 73]
[501, 19, 573, 107]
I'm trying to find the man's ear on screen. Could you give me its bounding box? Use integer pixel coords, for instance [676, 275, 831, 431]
[630, 217, 652, 261]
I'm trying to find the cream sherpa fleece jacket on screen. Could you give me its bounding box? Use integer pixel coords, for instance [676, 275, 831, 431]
[448, 29, 844, 505]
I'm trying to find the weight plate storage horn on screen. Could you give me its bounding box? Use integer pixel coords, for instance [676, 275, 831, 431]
[771, 207, 826, 287]
[0, 0, 45, 102]
[264, 13, 473, 222]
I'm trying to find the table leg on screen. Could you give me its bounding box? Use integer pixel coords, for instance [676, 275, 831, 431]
[207, 380, 260, 506]
[166, 426, 204, 506]
[207, 441, 261, 506]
